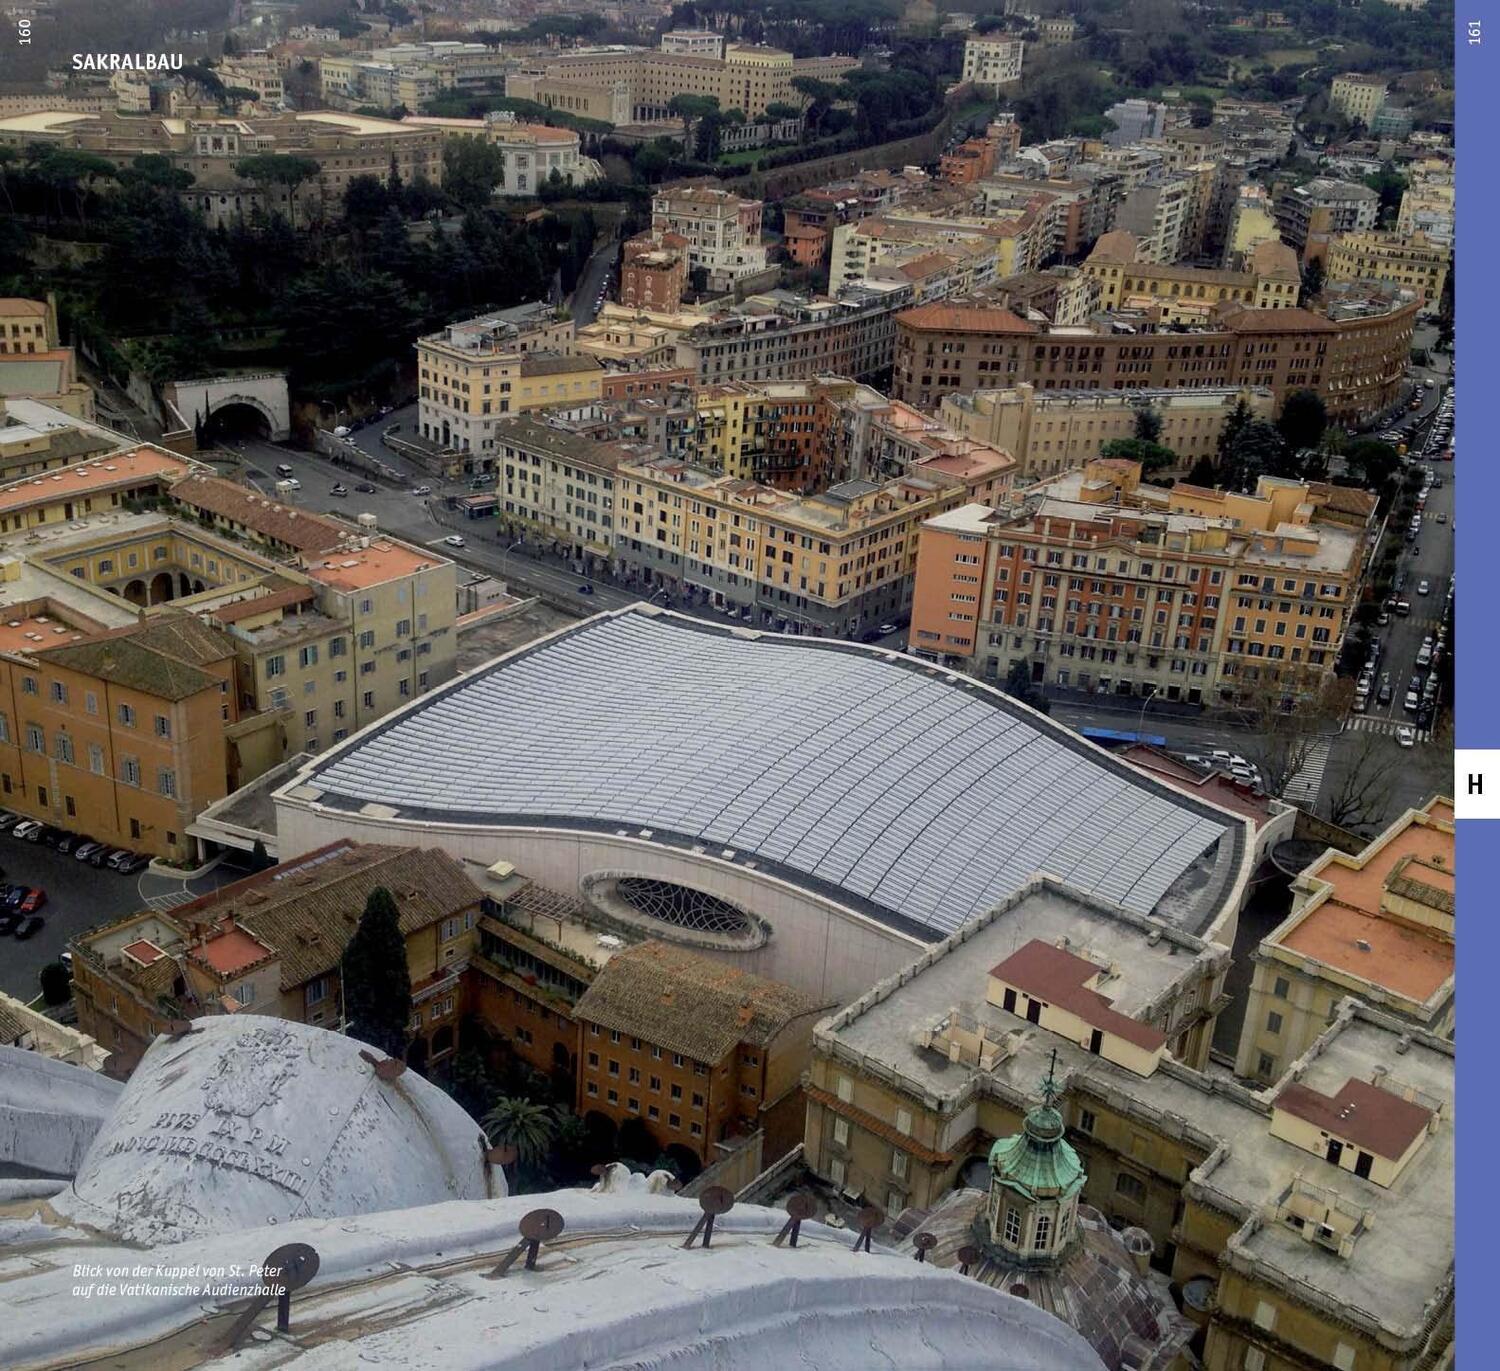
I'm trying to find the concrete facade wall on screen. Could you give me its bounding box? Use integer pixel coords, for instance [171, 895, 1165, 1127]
[274, 805, 928, 1005]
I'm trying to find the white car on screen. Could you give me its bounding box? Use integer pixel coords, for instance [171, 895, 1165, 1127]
[282, 477, 301, 491]
[443, 535, 466, 549]
[411, 485, 433, 497]
[1396, 726, 1416, 748]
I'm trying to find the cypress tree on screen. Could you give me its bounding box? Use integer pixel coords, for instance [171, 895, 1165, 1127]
[341, 886, 411, 1058]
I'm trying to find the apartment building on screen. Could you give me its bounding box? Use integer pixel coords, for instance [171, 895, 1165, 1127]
[830, 212, 1032, 296]
[217, 50, 284, 106]
[978, 267, 1100, 326]
[1330, 72, 1388, 124]
[612, 441, 1009, 635]
[0, 610, 238, 861]
[574, 940, 821, 1169]
[619, 233, 689, 311]
[0, 297, 56, 354]
[1083, 231, 1300, 320]
[320, 41, 510, 111]
[691, 377, 867, 490]
[673, 280, 916, 386]
[804, 882, 1454, 1371]
[1111, 173, 1196, 264]
[493, 415, 634, 569]
[651, 185, 769, 293]
[505, 41, 857, 124]
[1236, 798, 1454, 1083]
[1102, 98, 1166, 147]
[1396, 161, 1454, 250]
[70, 841, 484, 1078]
[939, 382, 1276, 480]
[1222, 182, 1280, 268]
[961, 34, 1026, 91]
[909, 459, 1368, 703]
[416, 308, 601, 457]
[1323, 229, 1449, 302]
[1273, 177, 1379, 252]
[892, 292, 1418, 425]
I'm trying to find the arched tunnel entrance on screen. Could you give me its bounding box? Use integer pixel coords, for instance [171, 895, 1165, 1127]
[203, 402, 272, 443]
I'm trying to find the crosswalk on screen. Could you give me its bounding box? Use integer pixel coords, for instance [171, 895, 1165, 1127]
[1345, 716, 1435, 743]
[1281, 737, 1333, 806]
[146, 889, 195, 914]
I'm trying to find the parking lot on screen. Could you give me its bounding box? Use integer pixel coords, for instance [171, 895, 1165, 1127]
[0, 837, 247, 1002]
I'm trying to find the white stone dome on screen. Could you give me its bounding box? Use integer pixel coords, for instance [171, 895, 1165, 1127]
[52, 1015, 496, 1243]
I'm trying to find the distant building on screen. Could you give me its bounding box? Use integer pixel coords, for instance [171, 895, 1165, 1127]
[939, 382, 1276, 481]
[1329, 72, 1388, 125]
[910, 460, 1372, 701]
[1083, 232, 1300, 321]
[401, 111, 600, 196]
[962, 34, 1026, 91]
[1235, 798, 1454, 1082]
[651, 184, 769, 294]
[319, 40, 510, 112]
[1102, 98, 1166, 147]
[0, 990, 109, 1069]
[1324, 229, 1449, 302]
[620, 232, 689, 311]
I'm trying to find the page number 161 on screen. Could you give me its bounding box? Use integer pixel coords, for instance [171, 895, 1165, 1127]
[1470, 20, 1483, 44]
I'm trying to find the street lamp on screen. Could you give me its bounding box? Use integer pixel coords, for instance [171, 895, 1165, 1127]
[647, 586, 671, 607]
[500, 540, 522, 580]
[1136, 684, 1159, 739]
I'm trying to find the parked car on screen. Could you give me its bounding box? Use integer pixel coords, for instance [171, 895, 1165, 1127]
[1396, 601, 1412, 616]
[1417, 580, 1431, 596]
[1377, 685, 1394, 705]
[13, 914, 44, 940]
[411, 485, 433, 497]
[115, 852, 150, 874]
[10, 820, 41, 840]
[1404, 690, 1421, 712]
[0, 883, 24, 908]
[0, 812, 20, 833]
[282, 478, 301, 491]
[16, 887, 45, 914]
[103, 848, 134, 870]
[878, 622, 901, 636]
[577, 583, 594, 595]
[355, 481, 377, 493]
[1396, 726, 1416, 748]
[55, 833, 82, 855]
[85, 844, 115, 867]
[442, 535, 466, 549]
[0, 912, 18, 936]
[74, 840, 107, 862]
[330, 484, 349, 497]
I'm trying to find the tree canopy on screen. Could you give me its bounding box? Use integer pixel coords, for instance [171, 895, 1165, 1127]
[341, 886, 412, 1060]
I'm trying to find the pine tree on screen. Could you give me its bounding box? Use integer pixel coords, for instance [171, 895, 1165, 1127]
[341, 887, 411, 1058]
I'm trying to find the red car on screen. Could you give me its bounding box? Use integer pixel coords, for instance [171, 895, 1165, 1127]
[16, 887, 45, 914]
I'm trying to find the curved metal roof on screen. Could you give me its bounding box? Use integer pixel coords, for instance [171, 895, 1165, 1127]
[305, 611, 1237, 939]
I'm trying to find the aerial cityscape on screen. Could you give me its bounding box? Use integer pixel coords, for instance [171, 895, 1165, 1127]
[0, 0, 1456, 1367]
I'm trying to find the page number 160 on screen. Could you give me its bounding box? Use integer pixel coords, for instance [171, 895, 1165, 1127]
[1470, 20, 1483, 44]
[15, 17, 30, 43]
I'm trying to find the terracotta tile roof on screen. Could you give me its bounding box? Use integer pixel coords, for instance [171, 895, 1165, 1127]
[573, 940, 819, 1065]
[183, 845, 484, 992]
[519, 354, 604, 378]
[804, 1083, 956, 1165]
[896, 303, 1040, 334]
[208, 582, 319, 624]
[989, 939, 1167, 1052]
[170, 473, 347, 554]
[33, 612, 232, 701]
[1217, 305, 1337, 332]
[1275, 1077, 1433, 1161]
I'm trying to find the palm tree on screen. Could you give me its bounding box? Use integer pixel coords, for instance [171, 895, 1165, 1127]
[482, 1097, 560, 1177]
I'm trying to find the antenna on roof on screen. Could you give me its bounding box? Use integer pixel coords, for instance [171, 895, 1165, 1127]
[683, 1186, 735, 1249]
[773, 1191, 818, 1248]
